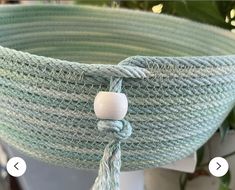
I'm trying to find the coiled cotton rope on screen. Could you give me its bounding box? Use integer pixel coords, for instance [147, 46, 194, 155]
[1, 4, 235, 190]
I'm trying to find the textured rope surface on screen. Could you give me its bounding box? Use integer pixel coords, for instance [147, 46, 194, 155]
[0, 5, 235, 172]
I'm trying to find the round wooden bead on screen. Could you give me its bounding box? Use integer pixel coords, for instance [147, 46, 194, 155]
[94, 91, 128, 120]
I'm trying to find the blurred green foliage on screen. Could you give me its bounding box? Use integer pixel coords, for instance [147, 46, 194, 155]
[75, 0, 235, 30]
[219, 170, 231, 190]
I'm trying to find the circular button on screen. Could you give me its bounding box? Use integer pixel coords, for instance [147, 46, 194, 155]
[208, 157, 229, 177]
[6, 157, 26, 177]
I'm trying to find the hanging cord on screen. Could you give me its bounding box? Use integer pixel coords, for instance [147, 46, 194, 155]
[92, 77, 132, 190]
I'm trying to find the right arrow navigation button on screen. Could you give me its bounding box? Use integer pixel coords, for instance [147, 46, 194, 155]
[209, 157, 229, 177]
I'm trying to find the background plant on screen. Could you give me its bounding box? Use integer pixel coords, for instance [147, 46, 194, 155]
[76, 0, 235, 31]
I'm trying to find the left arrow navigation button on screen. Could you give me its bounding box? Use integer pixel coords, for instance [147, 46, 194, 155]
[6, 157, 26, 177]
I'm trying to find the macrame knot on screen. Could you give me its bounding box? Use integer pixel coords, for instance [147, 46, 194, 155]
[92, 76, 133, 190]
[97, 120, 132, 140]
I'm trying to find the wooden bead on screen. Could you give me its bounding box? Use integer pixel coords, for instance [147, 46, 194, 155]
[94, 91, 128, 120]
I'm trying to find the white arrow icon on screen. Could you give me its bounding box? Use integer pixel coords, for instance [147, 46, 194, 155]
[209, 157, 229, 177]
[6, 157, 26, 177]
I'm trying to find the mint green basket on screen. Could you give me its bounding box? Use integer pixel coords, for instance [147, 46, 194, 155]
[0, 5, 235, 189]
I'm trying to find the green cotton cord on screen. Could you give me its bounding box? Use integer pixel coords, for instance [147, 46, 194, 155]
[92, 77, 132, 190]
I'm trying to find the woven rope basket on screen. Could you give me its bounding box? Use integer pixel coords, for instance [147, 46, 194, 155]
[1, 5, 235, 175]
